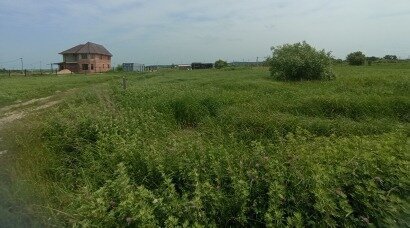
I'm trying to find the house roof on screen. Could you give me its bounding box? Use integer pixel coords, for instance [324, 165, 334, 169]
[59, 42, 112, 56]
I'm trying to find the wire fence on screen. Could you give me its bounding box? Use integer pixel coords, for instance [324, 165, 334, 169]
[0, 57, 60, 77]
[0, 69, 58, 77]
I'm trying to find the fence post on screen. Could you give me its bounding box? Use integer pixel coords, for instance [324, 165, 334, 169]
[24, 69, 27, 76]
[8, 70, 11, 76]
[122, 76, 126, 90]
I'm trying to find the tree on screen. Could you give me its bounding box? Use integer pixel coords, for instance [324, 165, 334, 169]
[366, 56, 380, 66]
[346, 51, 366, 66]
[214, 59, 228, 69]
[331, 58, 344, 64]
[383, 55, 398, 62]
[269, 41, 334, 81]
[367, 56, 379, 62]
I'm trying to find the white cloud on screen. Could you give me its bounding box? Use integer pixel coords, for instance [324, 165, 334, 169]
[0, 0, 409, 66]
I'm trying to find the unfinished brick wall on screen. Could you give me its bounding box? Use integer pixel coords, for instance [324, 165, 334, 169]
[76, 54, 111, 73]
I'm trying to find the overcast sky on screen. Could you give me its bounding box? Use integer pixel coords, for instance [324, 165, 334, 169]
[0, 0, 409, 68]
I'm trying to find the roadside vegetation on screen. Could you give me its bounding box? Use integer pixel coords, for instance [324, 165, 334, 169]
[3, 62, 409, 226]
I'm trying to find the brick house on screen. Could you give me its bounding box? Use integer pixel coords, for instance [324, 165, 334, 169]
[58, 42, 112, 73]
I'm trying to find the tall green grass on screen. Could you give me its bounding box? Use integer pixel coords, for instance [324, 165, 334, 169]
[6, 65, 410, 226]
[0, 74, 117, 107]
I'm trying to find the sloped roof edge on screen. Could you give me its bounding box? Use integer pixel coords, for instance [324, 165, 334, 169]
[59, 42, 112, 56]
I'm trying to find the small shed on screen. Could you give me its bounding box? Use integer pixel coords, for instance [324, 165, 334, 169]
[178, 64, 191, 70]
[123, 63, 145, 72]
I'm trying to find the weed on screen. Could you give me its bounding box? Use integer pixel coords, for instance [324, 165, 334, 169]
[3, 65, 409, 226]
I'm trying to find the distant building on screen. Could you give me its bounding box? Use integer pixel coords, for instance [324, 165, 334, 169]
[58, 42, 112, 73]
[178, 64, 191, 70]
[123, 63, 145, 72]
[191, 62, 213, 69]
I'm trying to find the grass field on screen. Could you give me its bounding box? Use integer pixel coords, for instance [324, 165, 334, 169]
[1, 64, 409, 226]
[0, 74, 117, 107]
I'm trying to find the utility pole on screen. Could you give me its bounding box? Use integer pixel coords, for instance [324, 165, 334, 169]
[20, 58, 23, 74]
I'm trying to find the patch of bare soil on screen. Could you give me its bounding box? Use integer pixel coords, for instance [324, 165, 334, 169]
[0, 89, 77, 130]
[0, 99, 60, 129]
[0, 96, 53, 113]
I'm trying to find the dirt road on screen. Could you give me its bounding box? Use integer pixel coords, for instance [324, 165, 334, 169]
[0, 96, 61, 130]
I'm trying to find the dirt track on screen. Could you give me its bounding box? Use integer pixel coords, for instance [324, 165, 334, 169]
[0, 98, 60, 128]
[0, 89, 76, 130]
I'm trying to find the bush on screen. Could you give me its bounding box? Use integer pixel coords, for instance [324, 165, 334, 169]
[347, 51, 366, 66]
[214, 59, 228, 69]
[383, 55, 398, 61]
[115, 64, 124, 71]
[332, 58, 344, 64]
[262, 57, 272, 66]
[269, 41, 334, 81]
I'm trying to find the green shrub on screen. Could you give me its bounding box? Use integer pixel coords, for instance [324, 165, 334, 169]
[347, 51, 366, 66]
[42, 119, 409, 227]
[214, 59, 228, 69]
[367, 56, 380, 66]
[332, 58, 344, 64]
[115, 64, 124, 71]
[170, 97, 215, 128]
[269, 41, 334, 81]
[384, 55, 398, 62]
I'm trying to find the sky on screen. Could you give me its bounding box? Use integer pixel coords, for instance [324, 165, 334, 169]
[0, 0, 409, 69]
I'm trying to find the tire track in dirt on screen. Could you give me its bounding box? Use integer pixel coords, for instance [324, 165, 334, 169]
[0, 89, 76, 131]
[0, 92, 65, 166]
[0, 96, 54, 113]
[0, 100, 61, 128]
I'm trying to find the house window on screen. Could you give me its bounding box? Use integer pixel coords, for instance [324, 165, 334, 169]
[82, 64, 88, 70]
[91, 64, 94, 70]
[103, 64, 105, 68]
[90, 54, 95, 59]
[81, 54, 87, 59]
[100, 55, 103, 60]
[107, 64, 110, 69]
